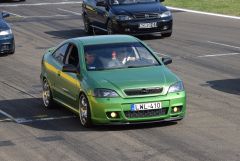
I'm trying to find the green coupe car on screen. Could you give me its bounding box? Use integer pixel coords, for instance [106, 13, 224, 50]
[40, 35, 186, 127]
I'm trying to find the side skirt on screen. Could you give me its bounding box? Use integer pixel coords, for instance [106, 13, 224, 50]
[54, 98, 79, 114]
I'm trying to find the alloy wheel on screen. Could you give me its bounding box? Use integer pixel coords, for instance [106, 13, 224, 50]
[79, 94, 90, 126]
[42, 80, 51, 107]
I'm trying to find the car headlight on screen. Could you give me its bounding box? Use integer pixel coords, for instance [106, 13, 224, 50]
[115, 15, 133, 21]
[158, 11, 172, 18]
[168, 81, 184, 93]
[0, 29, 12, 36]
[94, 88, 119, 98]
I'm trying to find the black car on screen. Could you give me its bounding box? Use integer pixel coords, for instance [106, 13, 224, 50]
[82, 0, 172, 37]
[0, 12, 15, 55]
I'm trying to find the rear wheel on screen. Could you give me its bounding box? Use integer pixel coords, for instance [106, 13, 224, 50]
[162, 32, 172, 37]
[83, 15, 93, 35]
[42, 79, 55, 109]
[79, 94, 92, 127]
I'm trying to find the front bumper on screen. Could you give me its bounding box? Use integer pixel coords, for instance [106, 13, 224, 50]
[88, 91, 186, 125]
[112, 18, 172, 35]
[0, 35, 14, 54]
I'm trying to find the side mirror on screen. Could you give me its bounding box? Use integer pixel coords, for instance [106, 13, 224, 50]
[62, 64, 78, 73]
[162, 57, 172, 65]
[2, 12, 10, 18]
[96, 0, 106, 7]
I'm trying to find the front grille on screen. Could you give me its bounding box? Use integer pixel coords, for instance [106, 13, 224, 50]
[134, 13, 159, 19]
[124, 108, 168, 118]
[124, 87, 163, 96]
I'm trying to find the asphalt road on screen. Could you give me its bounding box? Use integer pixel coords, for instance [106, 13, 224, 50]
[0, 1, 240, 161]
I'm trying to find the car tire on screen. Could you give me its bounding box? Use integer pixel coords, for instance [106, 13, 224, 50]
[83, 15, 93, 35]
[79, 93, 92, 128]
[9, 42, 15, 54]
[42, 79, 55, 109]
[162, 32, 172, 37]
[107, 20, 114, 35]
[9, 50, 15, 55]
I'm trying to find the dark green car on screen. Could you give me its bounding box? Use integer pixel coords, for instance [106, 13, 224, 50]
[41, 35, 186, 127]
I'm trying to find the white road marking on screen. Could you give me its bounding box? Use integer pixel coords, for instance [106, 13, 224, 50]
[23, 14, 70, 19]
[58, 8, 82, 16]
[167, 6, 240, 20]
[0, 0, 238, 20]
[207, 41, 240, 50]
[0, 1, 82, 7]
[0, 110, 18, 123]
[197, 53, 240, 58]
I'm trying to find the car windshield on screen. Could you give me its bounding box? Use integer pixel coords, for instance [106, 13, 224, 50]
[110, 0, 157, 5]
[84, 42, 160, 71]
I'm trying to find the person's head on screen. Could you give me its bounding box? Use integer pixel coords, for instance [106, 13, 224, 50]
[111, 51, 117, 60]
[85, 52, 96, 65]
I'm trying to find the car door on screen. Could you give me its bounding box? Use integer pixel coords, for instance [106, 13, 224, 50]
[49, 43, 69, 99]
[83, 0, 99, 26]
[95, 0, 108, 29]
[55, 43, 81, 110]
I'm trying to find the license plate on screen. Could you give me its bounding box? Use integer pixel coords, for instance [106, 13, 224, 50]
[139, 22, 157, 29]
[131, 102, 162, 111]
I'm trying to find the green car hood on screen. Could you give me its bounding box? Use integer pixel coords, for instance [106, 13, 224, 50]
[86, 66, 179, 97]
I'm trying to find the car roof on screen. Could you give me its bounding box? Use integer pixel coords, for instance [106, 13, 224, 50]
[71, 35, 139, 46]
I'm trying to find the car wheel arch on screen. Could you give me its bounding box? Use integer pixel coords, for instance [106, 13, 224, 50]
[42, 76, 54, 95]
[41, 75, 47, 84]
[78, 91, 93, 127]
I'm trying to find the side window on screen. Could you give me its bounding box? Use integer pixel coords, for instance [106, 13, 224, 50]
[64, 44, 79, 67]
[52, 44, 69, 63]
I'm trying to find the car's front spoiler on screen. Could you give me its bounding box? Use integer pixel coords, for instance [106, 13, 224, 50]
[95, 116, 184, 126]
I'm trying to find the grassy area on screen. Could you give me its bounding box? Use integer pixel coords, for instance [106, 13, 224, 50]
[163, 0, 240, 16]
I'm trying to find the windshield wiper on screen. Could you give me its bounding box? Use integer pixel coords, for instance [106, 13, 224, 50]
[89, 66, 126, 71]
